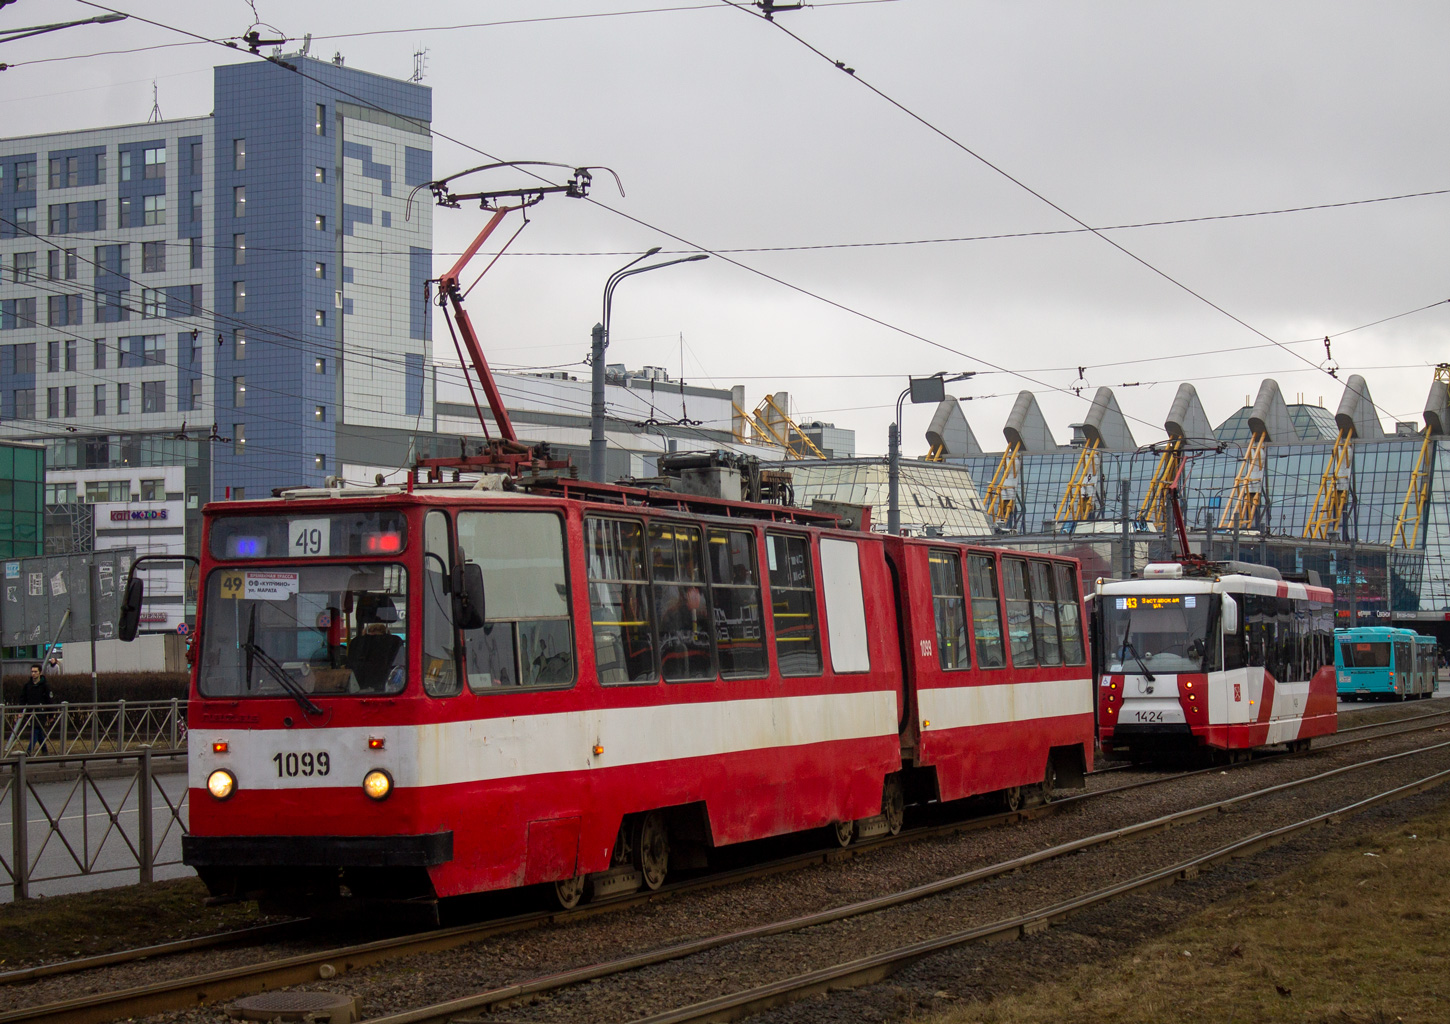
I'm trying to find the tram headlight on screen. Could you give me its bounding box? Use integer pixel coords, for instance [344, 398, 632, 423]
[207, 769, 236, 801]
[363, 769, 393, 801]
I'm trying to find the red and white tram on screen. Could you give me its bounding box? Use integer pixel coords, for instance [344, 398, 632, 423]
[1095, 561, 1338, 761]
[124, 478, 1094, 913]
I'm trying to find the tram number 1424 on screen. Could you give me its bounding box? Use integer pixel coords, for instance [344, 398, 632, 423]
[272, 751, 331, 777]
[1132, 710, 1166, 723]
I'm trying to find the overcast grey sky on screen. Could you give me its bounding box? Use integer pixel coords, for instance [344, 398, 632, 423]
[6, 1, 1448, 455]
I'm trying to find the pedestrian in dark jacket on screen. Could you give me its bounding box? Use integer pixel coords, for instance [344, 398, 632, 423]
[21, 663, 52, 755]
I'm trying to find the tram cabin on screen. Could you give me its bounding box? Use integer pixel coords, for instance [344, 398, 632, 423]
[1335, 627, 1438, 701]
[1096, 562, 1337, 760]
[158, 481, 1095, 913]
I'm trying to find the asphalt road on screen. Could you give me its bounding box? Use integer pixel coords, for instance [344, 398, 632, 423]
[0, 771, 191, 902]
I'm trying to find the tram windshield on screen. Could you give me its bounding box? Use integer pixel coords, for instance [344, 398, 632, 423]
[1103, 593, 1213, 674]
[198, 563, 408, 697]
[1339, 641, 1391, 668]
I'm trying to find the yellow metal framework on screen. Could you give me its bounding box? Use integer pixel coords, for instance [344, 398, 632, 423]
[1391, 425, 1435, 550]
[924, 443, 946, 462]
[730, 394, 826, 459]
[1303, 428, 1354, 540]
[1218, 432, 1267, 530]
[1055, 437, 1101, 522]
[1137, 437, 1184, 531]
[983, 441, 1022, 524]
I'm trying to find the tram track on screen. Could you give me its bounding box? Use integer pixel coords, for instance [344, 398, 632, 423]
[9, 706, 1450, 1024]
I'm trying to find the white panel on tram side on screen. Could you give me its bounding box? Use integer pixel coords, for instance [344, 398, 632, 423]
[819, 537, 871, 674]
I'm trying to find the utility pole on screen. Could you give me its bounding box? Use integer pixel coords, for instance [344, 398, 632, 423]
[1119, 477, 1131, 578]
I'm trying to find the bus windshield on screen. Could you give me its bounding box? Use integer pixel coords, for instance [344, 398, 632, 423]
[1103, 593, 1213, 674]
[199, 563, 408, 697]
[1340, 641, 1391, 668]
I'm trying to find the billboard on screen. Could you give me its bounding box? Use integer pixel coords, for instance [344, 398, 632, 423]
[0, 549, 137, 648]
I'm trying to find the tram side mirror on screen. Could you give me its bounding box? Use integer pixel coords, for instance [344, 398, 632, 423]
[118, 576, 145, 642]
[1220, 594, 1239, 635]
[454, 562, 486, 631]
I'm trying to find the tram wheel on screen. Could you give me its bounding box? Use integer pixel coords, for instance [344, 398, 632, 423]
[554, 874, 586, 910]
[635, 811, 670, 891]
[882, 777, 905, 836]
[1002, 786, 1023, 813]
[1040, 759, 1059, 804]
[833, 819, 856, 847]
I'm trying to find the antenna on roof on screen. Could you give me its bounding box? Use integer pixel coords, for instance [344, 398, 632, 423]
[410, 46, 429, 83]
[147, 81, 162, 123]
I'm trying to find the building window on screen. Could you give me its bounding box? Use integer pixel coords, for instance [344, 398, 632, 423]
[190, 189, 202, 223]
[314, 309, 325, 327]
[11, 251, 35, 283]
[233, 139, 245, 171]
[117, 382, 130, 414]
[93, 384, 106, 415]
[234, 423, 245, 453]
[46, 387, 59, 418]
[233, 487, 245, 500]
[14, 389, 34, 418]
[314, 214, 326, 231]
[314, 261, 325, 278]
[142, 240, 166, 272]
[96, 243, 129, 277]
[233, 185, 245, 217]
[143, 146, 166, 179]
[140, 479, 163, 501]
[46, 482, 77, 504]
[234, 328, 246, 359]
[314, 104, 326, 135]
[13, 207, 36, 235]
[11, 344, 34, 373]
[47, 294, 82, 326]
[143, 195, 166, 226]
[46, 340, 59, 373]
[190, 377, 202, 409]
[48, 248, 77, 280]
[314, 166, 325, 183]
[140, 288, 163, 318]
[63, 385, 76, 418]
[64, 339, 75, 371]
[142, 380, 165, 413]
[233, 233, 245, 265]
[189, 141, 203, 174]
[95, 152, 107, 184]
[93, 339, 107, 369]
[314, 405, 326, 421]
[233, 376, 245, 407]
[233, 281, 245, 313]
[14, 160, 34, 191]
[120, 151, 132, 181]
[190, 236, 202, 269]
[314, 453, 326, 470]
[314, 357, 326, 374]
[142, 334, 165, 365]
[118, 197, 133, 228]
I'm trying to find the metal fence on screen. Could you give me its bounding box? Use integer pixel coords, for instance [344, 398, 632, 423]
[0, 699, 187, 758]
[1, 748, 189, 899]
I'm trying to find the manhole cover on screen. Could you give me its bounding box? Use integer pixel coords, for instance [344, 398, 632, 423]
[228, 990, 358, 1022]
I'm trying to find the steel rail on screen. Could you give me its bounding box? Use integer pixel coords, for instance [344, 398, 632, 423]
[10, 701, 1447, 1018]
[345, 737, 1450, 1024]
[627, 765, 1450, 1024]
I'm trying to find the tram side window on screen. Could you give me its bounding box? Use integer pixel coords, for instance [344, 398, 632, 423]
[587, 517, 655, 684]
[707, 528, 767, 678]
[766, 532, 822, 677]
[1002, 558, 1036, 668]
[930, 550, 969, 670]
[1028, 560, 1061, 666]
[1223, 595, 1247, 670]
[651, 522, 716, 682]
[1053, 563, 1085, 666]
[458, 511, 574, 690]
[422, 510, 460, 696]
[966, 553, 1006, 668]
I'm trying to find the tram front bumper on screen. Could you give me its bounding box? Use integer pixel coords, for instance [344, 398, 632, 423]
[183, 831, 453, 868]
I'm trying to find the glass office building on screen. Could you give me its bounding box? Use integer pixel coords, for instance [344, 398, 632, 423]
[0, 439, 43, 558]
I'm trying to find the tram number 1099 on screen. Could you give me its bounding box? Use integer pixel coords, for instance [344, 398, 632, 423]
[272, 751, 331, 778]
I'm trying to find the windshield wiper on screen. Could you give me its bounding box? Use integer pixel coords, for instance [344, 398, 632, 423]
[243, 641, 323, 716]
[1118, 614, 1155, 681]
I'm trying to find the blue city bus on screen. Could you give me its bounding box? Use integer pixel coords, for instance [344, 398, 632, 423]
[1334, 627, 1438, 701]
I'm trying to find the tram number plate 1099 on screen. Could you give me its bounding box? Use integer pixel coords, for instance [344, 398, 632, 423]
[272, 751, 331, 778]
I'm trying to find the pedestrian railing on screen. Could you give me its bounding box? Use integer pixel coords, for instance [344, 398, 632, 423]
[1, 747, 188, 899]
[0, 699, 188, 758]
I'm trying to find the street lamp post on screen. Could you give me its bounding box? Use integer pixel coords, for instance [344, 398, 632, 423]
[589, 250, 709, 482]
[887, 372, 974, 534]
